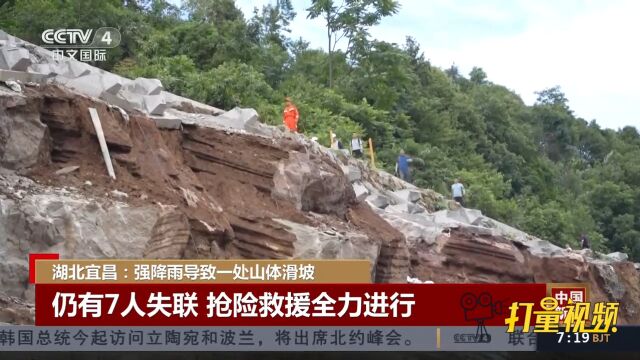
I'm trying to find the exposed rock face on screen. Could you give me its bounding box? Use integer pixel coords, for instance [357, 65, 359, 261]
[0, 83, 409, 311]
[0, 87, 49, 169]
[0, 292, 34, 325]
[0, 170, 161, 299]
[272, 151, 354, 217]
[143, 210, 190, 259]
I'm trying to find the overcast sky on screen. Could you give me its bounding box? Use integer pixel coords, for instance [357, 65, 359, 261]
[225, 1, 640, 130]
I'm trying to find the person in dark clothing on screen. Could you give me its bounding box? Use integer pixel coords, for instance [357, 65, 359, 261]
[580, 234, 590, 249]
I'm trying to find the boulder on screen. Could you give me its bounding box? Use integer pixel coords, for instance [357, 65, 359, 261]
[342, 165, 362, 182]
[365, 194, 389, 209]
[100, 88, 144, 114]
[151, 113, 182, 129]
[143, 94, 168, 115]
[593, 262, 627, 301]
[274, 219, 379, 279]
[0, 47, 31, 71]
[65, 73, 123, 98]
[392, 189, 421, 203]
[379, 212, 440, 246]
[606, 252, 629, 263]
[0, 88, 49, 170]
[272, 152, 353, 217]
[0, 69, 48, 83]
[522, 239, 566, 258]
[54, 165, 79, 176]
[130, 77, 163, 95]
[385, 202, 425, 215]
[63, 60, 92, 78]
[446, 207, 483, 225]
[352, 182, 369, 201]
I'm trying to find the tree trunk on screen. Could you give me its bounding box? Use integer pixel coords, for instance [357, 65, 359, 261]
[326, 11, 333, 88]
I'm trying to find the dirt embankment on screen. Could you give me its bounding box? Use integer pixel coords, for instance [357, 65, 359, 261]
[20, 84, 409, 281]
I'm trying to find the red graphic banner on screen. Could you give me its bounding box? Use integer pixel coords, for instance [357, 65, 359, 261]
[36, 283, 546, 326]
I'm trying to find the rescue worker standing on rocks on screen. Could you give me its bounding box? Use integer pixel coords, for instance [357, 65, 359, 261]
[395, 149, 413, 183]
[283, 97, 299, 132]
[351, 133, 363, 158]
[580, 233, 590, 249]
[451, 178, 465, 207]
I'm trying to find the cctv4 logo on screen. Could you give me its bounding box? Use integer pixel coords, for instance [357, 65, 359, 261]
[41, 28, 119, 48]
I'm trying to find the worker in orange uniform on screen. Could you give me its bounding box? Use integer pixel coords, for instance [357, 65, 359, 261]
[283, 97, 299, 132]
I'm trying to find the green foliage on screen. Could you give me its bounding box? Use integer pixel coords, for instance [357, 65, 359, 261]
[4, 0, 639, 260]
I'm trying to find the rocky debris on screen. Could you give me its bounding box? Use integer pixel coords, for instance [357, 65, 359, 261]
[377, 211, 440, 247]
[0, 292, 34, 325]
[65, 73, 123, 98]
[392, 189, 421, 203]
[347, 203, 409, 283]
[385, 202, 425, 215]
[593, 262, 627, 301]
[606, 252, 629, 262]
[0, 86, 49, 170]
[365, 193, 389, 209]
[274, 219, 379, 274]
[342, 165, 361, 183]
[3, 80, 21, 92]
[143, 94, 168, 115]
[352, 182, 369, 201]
[352, 154, 640, 322]
[0, 47, 31, 71]
[110, 189, 129, 199]
[0, 171, 161, 298]
[127, 77, 163, 96]
[54, 165, 79, 175]
[178, 107, 280, 138]
[272, 151, 354, 217]
[407, 276, 434, 284]
[0, 32, 223, 120]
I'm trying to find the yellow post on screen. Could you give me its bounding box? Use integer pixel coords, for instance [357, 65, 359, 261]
[329, 129, 334, 148]
[368, 137, 376, 168]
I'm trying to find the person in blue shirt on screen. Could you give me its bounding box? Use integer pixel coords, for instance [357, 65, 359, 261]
[395, 149, 413, 183]
[451, 178, 465, 206]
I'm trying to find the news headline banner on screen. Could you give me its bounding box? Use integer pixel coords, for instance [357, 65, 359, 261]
[0, 326, 539, 351]
[33, 260, 372, 284]
[35, 283, 547, 326]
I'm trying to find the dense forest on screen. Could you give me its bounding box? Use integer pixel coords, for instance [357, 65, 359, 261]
[1, 0, 639, 260]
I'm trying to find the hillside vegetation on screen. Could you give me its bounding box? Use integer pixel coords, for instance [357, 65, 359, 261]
[2, 0, 639, 260]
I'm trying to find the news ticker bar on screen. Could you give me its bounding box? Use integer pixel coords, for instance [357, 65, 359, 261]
[0, 326, 529, 351]
[33, 259, 371, 284]
[0, 326, 632, 351]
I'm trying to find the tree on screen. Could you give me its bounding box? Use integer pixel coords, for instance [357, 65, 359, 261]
[535, 86, 569, 111]
[469, 67, 487, 84]
[182, 0, 244, 23]
[250, 0, 296, 48]
[306, 0, 399, 87]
